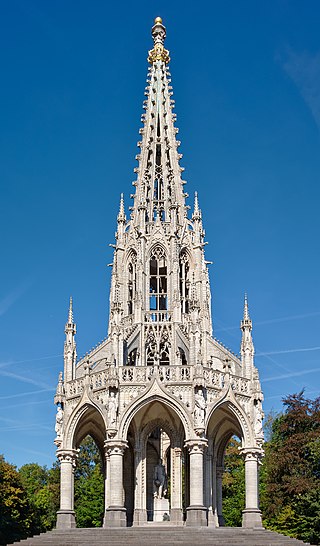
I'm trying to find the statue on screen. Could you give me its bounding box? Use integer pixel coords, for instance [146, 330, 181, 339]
[55, 405, 64, 438]
[107, 391, 118, 428]
[194, 388, 206, 427]
[153, 459, 167, 499]
[254, 398, 264, 438]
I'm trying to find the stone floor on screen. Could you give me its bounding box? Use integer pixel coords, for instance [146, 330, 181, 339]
[8, 526, 314, 546]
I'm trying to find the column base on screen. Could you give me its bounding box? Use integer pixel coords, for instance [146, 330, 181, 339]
[186, 505, 207, 526]
[207, 509, 219, 527]
[133, 508, 147, 526]
[56, 510, 76, 529]
[242, 508, 263, 528]
[170, 508, 183, 525]
[103, 506, 127, 527]
[218, 514, 225, 526]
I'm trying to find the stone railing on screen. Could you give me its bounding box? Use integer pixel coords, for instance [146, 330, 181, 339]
[66, 365, 251, 399]
[120, 365, 192, 384]
[145, 311, 172, 323]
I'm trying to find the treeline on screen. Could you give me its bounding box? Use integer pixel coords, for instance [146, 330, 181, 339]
[223, 391, 320, 545]
[1, 391, 319, 545]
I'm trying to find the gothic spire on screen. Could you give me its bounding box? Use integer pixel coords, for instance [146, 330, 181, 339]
[130, 17, 187, 230]
[64, 297, 76, 382]
[240, 293, 254, 376]
[68, 296, 73, 324]
[117, 193, 126, 223]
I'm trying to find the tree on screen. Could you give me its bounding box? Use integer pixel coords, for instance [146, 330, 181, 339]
[19, 462, 60, 533]
[74, 436, 104, 527]
[261, 391, 320, 544]
[222, 437, 245, 526]
[0, 455, 31, 545]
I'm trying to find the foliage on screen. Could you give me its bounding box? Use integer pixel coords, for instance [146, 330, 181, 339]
[261, 391, 320, 545]
[19, 462, 60, 534]
[0, 455, 31, 545]
[74, 435, 104, 527]
[222, 437, 245, 526]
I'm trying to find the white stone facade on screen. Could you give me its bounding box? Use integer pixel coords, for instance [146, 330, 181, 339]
[54, 18, 264, 529]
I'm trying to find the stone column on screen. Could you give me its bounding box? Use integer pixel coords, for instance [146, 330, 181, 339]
[104, 449, 111, 511]
[103, 439, 128, 527]
[206, 449, 217, 527]
[170, 447, 183, 524]
[133, 445, 147, 525]
[216, 466, 225, 526]
[56, 449, 77, 529]
[241, 448, 262, 528]
[185, 439, 207, 526]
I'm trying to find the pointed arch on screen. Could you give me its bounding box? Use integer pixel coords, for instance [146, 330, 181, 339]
[64, 400, 107, 452]
[206, 393, 254, 447]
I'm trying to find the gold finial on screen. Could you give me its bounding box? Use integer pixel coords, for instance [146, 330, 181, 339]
[148, 17, 170, 65]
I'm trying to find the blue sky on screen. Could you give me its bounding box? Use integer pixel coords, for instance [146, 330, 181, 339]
[1, 0, 320, 468]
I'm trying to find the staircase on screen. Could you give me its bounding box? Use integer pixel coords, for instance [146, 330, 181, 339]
[9, 526, 313, 546]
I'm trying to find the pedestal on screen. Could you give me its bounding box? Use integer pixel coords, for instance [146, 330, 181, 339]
[56, 510, 76, 529]
[103, 507, 127, 527]
[153, 497, 170, 522]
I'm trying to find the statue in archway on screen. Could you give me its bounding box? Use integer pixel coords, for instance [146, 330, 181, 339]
[194, 388, 206, 427]
[153, 459, 167, 499]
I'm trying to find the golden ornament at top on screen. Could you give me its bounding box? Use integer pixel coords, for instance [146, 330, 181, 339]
[148, 16, 170, 65]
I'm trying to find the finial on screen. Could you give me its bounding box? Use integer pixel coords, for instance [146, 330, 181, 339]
[68, 296, 73, 323]
[117, 193, 126, 223]
[193, 191, 201, 218]
[148, 17, 170, 65]
[243, 293, 250, 321]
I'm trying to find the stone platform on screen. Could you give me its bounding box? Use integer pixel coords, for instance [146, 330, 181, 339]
[9, 526, 313, 545]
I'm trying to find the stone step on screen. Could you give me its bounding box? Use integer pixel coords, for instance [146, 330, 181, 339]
[9, 527, 312, 546]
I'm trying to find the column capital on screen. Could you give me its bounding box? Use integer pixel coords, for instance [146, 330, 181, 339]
[56, 449, 78, 467]
[184, 438, 207, 454]
[239, 447, 263, 462]
[104, 439, 128, 456]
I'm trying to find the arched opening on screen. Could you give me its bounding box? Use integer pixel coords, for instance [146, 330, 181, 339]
[149, 246, 167, 320]
[206, 403, 244, 527]
[179, 251, 189, 315]
[127, 252, 137, 316]
[123, 398, 187, 525]
[71, 406, 107, 528]
[222, 435, 245, 527]
[74, 435, 104, 528]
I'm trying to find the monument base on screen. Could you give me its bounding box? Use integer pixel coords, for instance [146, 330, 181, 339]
[186, 505, 207, 526]
[56, 510, 76, 529]
[153, 497, 170, 522]
[103, 506, 127, 527]
[242, 508, 263, 528]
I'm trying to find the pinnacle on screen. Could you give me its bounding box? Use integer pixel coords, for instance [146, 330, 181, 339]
[68, 296, 73, 324]
[243, 292, 250, 321]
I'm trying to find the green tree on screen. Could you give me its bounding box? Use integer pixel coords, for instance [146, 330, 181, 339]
[261, 391, 320, 544]
[74, 436, 104, 527]
[222, 437, 245, 526]
[19, 462, 59, 533]
[0, 455, 31, 545]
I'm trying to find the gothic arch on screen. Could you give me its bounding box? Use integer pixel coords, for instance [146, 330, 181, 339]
[206, 394, 254, 447]
[64, 400, 107, 451]
[119, 386, 193, 441]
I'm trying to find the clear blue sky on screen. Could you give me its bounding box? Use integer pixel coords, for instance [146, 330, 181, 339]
[1, 0, 320, 469]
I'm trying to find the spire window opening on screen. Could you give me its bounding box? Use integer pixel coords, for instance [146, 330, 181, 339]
[149, 248, 167, 321]
[128, 258, 137, 315]
[179, 252, 189, 315]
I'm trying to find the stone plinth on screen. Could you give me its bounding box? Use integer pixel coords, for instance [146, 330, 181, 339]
[153, 497, 170, 522]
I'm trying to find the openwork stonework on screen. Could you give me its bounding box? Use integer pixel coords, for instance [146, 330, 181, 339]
[54, 17, 264, 530]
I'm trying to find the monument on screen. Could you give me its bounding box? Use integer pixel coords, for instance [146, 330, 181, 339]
[54, 17, 264, 529]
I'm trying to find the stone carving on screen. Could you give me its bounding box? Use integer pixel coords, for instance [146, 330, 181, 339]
[194, 388, 206, 427]
[153, 459, 167, 499]
[55, 405, 64, 438]
[253, 398, 264, 438]
[107, 391, 118, 428]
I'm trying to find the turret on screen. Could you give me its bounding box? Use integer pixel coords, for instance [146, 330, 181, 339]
[240, 293, 254, 377]
[64, 297, 77, 382]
